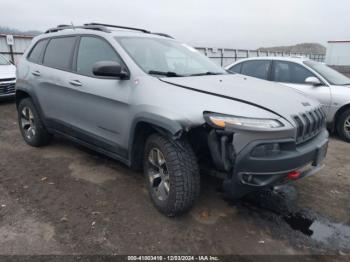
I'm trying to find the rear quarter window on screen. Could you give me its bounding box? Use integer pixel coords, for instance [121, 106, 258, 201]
[43, 37, 76, 70]
[228, 63, 242, 74]
[27, 39, 48, 64]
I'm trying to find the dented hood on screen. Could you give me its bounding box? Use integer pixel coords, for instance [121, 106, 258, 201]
[160, 74, 320, 122]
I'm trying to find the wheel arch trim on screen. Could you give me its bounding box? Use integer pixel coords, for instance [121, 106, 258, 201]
[15, 87, 47, 126]
[333, 103, 350, 129]
[128, 113, 184, 168]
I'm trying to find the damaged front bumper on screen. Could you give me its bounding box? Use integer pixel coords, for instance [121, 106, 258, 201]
[213, 129, 329, 199]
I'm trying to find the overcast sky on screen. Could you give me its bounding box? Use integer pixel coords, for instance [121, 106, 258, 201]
[2, 0, 350, 49]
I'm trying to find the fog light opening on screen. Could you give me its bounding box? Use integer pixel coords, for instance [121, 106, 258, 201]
[251, 143, 281, 157]
[242, 174, 253, 184]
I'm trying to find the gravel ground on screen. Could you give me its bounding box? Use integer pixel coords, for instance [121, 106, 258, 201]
[0, 100, 349, 256]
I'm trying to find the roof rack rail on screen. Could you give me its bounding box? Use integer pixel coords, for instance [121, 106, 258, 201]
[85, 23, 174, 38]
[152, 32, 174, 39]
[44, 23, 174, 39]
[45, 24, 110, 34]
[57, 24, 70, 28]
[84, 23, 151, 34]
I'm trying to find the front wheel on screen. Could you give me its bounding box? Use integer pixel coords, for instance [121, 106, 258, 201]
[336, 109, 350, 143]
[143, 134, 200, 216]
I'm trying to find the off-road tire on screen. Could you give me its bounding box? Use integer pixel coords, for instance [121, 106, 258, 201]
[336, 109, 350, 143]
[18, 98, 51, 147]
[143, 134, 200, 216]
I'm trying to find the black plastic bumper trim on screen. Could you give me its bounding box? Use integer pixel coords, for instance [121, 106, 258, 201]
[223, 129, 329, 199]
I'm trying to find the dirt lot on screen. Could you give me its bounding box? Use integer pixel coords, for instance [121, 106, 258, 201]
[0, 100, 349, 256]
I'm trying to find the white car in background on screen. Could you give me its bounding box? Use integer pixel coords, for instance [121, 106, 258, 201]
[226, 57, 350, 142]
[0, 54, 16, 99]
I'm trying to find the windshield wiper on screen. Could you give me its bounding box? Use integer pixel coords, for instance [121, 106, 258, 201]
[189, 71, 225, 76]
[148, 70, 183, 77]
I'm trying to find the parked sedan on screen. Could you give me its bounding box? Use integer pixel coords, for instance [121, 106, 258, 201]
[226, 57, 350, 142]
[0, 54, 16, 99]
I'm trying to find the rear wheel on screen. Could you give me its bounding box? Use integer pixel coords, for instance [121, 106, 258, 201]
[336, 109, 350, 142]
[18, 98, 51, 147]
[143, 134, 200, 216]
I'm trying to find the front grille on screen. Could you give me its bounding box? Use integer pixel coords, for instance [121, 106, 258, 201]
[0, 83, 15, 95]
[293, 107, 326, 144]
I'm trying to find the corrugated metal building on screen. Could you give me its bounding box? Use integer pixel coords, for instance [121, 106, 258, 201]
[326, 40, 350, 66]
[0, 34, 34, 65]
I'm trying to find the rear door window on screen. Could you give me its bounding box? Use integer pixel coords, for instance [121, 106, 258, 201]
[241, 60, 271, 80]
[27, 39, 48, 64]
[43, 37, 76, 70]
[272, 61, 315, 84]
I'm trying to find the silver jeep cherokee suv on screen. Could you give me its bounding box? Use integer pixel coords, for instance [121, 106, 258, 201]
[15, 23, 329, 216]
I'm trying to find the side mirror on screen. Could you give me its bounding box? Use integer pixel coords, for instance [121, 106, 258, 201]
[93, 61, 129, 79]
[305, 76, 322, 86]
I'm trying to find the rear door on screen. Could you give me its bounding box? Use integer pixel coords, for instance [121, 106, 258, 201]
[37, 36, 78, 130]
[271, 60, 331, 113]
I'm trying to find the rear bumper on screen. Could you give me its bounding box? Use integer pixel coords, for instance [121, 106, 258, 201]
[223, 129, 329, 198]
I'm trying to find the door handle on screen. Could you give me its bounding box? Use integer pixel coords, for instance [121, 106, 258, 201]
[32, 70, 41, 76]
[69, 80, 82, 87]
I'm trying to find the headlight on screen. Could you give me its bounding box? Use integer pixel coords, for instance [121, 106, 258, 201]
[205, 113, 284, 129]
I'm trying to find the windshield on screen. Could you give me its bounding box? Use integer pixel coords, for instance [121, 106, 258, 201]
[116, 37, 226, 77]
[0, 54, 10, 65]
[304, 61, 350, 85]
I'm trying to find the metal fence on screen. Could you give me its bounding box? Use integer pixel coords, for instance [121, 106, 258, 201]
[0, 34, 326, 67]
[0, 34, 34, 64]
[196, 47, 325, 67]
